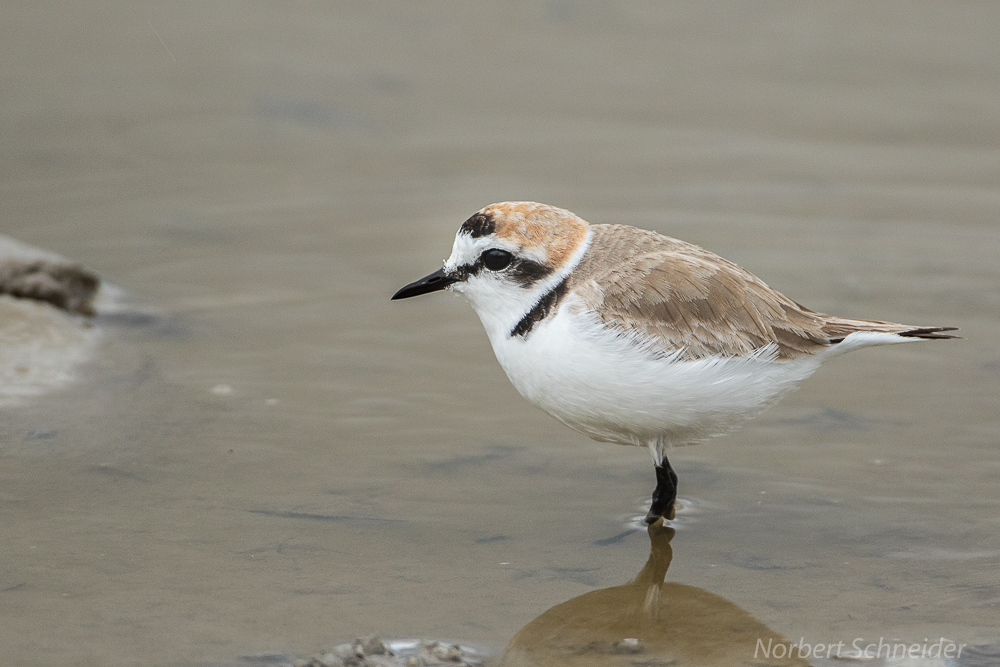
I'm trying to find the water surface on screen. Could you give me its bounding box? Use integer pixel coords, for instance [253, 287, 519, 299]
[1, 3, 998, 666]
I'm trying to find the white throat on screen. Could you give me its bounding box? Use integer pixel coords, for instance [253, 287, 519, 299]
[454, 228, 593, 346]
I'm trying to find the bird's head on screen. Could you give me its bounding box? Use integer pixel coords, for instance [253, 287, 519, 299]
[392, 202, 591, 334]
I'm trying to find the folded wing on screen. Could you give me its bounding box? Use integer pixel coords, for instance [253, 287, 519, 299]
[568, 224, 957, 360]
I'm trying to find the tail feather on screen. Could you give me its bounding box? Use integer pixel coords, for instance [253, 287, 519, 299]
[822, 317, 960, 345]
[896, 326, 961, 340]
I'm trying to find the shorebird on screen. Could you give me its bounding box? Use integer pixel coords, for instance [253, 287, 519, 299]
[392, 202, 957, 524]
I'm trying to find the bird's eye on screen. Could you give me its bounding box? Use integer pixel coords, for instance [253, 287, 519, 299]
[481, 249, 514, 271]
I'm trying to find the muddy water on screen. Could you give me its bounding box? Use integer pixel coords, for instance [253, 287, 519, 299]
[2, 3, 999, 666]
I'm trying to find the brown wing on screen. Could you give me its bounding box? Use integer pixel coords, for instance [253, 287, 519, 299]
[568, 225, 956, 360]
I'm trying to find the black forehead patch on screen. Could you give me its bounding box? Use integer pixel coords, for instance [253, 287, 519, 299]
[459, 212, 495, 238]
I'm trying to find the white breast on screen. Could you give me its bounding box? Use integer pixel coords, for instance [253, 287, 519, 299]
[481, 294, 825, 448]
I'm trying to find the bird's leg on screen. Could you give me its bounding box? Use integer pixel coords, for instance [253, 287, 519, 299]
[644, 456, 678, 525]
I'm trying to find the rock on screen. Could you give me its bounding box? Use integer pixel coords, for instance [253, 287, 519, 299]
[421, 641, 467, 664]
[293, 638, 481, 667]
[310, 636, 394, 666]
[314, 652, 343, 667]
[0, 259, 99, 316]
[0, 239, 104, 407]
[355, 636, 391, 657]
[0, 295, 101, 407]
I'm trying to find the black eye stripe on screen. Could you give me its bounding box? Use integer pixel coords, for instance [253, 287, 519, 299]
[507, 258, 552, 286]
[451, 256, 553, 286]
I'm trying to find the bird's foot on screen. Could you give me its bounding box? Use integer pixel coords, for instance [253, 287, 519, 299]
[644, 500, 677, 525]
[646, 457, 679, 525]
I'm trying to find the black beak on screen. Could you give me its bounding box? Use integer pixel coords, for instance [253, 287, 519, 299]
[391, 268, 459, 300]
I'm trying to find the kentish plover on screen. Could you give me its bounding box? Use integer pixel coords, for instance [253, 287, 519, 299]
[392, 202, 957, 524]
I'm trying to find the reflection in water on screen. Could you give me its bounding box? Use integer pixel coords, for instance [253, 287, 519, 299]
[495, 525, 807, 667]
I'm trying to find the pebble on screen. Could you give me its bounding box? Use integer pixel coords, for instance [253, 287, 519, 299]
[294, 637, 480, 667]
[610, 637, 645, 654]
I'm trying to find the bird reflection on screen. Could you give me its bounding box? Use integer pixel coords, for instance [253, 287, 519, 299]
[493, 524, 807, 667]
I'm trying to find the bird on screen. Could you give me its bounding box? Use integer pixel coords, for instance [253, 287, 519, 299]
[391, 202, 958, 525]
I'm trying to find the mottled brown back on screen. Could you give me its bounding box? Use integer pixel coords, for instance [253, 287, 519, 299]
[567, 224, 955, 360]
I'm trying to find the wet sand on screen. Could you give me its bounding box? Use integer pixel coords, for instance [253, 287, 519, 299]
[2, 3, 999, 666]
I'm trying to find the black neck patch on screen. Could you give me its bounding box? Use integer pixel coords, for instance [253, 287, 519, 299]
[510, 278, 569, 339]
[460, 212, 495, 238]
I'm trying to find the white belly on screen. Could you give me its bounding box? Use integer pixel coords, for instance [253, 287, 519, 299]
[484, 305, 823, 447]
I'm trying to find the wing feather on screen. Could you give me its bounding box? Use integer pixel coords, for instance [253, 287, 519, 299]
[568, 225, 838, 359]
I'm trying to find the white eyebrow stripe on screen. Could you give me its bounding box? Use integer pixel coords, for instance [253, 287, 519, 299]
[446, 233, 537, 272]
[517, 244, 548, 265]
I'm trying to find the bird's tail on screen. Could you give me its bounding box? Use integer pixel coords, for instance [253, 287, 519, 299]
[819, 317, 959, 353]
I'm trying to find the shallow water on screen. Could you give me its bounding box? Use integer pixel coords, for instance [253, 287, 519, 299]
[2, 3, 999, 666]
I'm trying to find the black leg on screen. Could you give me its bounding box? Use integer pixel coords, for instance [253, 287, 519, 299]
[644, 457, 678, 525]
